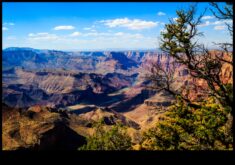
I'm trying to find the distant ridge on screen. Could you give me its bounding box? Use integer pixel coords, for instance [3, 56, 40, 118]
[4, 47, 38, 51]
[3, 47, 161, 53]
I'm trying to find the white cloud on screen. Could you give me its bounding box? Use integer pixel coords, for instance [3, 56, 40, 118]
[214, 25, 226, 30]
[6, 36, 16, 40]
[198, 21, 211, 27]
[201, 16, 214, 20]
[4, 30, 155, 50]
[173, 17, 178, 22]
[83, 25, 96, 31]
[114, 32, 125, 36]
[100, 18, 158, 30]
[212, 21, 220, 25]
[160, 29, 167, 33]
[3, 22, 15, 26]
[213, 20, 232, 25]
[28, 32, 58, 40]
[81, 31, 144, 39]
[129, 33, 143, 39]
[83, 32, 111, 37]
[54, 25, 75, 30]
[70, 32, 81, 37]
[2, 27, 8, 31]
[157, 12, 166, 16]
[28, 32, 49, 37]
[199, 19, 233, 27]
[224, 20, 233, 24]
[115, 32, 143, 38]
[82, 32, 98, 37]
[83, 27, 92, 30]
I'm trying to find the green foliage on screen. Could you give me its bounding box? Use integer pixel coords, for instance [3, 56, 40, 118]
[79, 120, 132, 150]
[141, 97, 233, 150]
[160, 6, 201, 56]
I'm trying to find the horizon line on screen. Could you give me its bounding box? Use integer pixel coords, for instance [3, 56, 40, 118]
[3, 46, 161, 52]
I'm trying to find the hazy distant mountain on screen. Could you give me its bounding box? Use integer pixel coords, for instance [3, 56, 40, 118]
[3, 47, 142, 73]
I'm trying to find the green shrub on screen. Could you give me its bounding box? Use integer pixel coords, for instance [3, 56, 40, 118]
[79, 120, 132, 150]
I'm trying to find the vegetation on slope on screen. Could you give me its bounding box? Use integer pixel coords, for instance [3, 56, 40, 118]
[79, 120, 132, 150]
[141, 96, 233, 150]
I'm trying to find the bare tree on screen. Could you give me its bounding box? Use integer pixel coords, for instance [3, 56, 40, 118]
[145, 59, 177, 95]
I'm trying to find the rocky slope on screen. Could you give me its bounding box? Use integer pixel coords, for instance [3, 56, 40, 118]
[2, 103, 86, 150]
[2, 103, 140, 150]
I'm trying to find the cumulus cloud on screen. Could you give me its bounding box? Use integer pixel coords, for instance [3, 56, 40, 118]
[9, 30, 153, 50]
[157, 12, 166, 16]
[70, 32, 81, 37]
[2, 27, 8, 31]
[198, 19, 233, 28]
[100, 18, 158, 30]
[28, 32, 58, 40]
[201, 16, 214, 20]
[214, 25, 226, 30]
[54, 25, 75, 30]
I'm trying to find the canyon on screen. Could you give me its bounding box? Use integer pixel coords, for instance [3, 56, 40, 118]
[2, 47, 232, 150]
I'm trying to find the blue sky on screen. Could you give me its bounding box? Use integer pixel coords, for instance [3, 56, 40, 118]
[2, 2, 232, 50]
